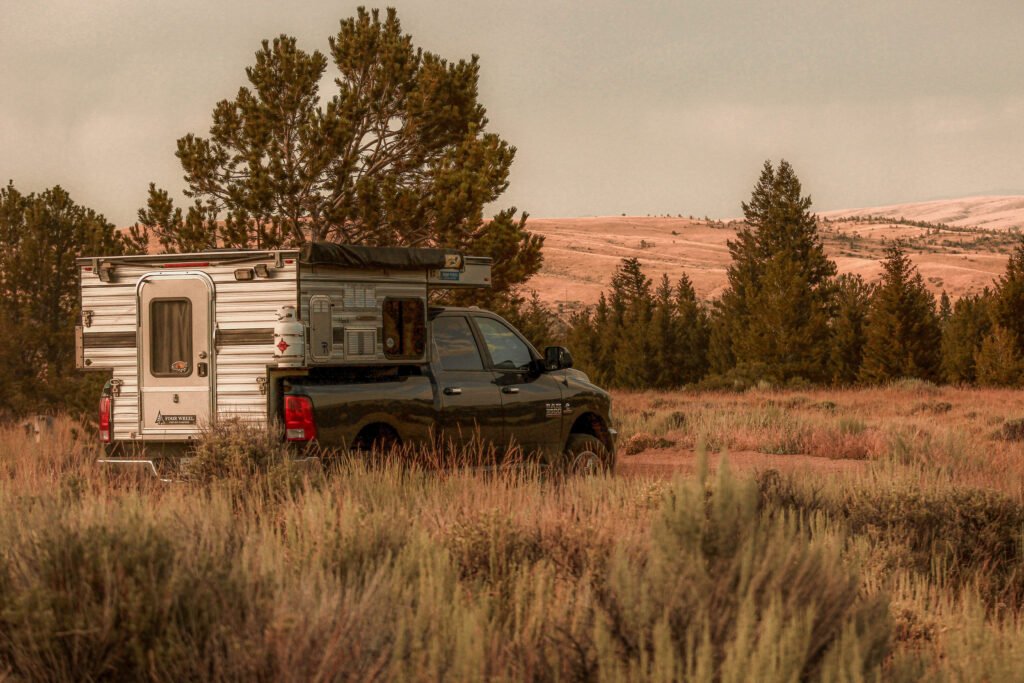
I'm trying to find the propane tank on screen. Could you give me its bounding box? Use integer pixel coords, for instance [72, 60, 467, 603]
[273, 305, 305, 367]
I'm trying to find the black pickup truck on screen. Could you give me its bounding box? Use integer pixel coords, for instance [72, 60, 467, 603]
[279, 307, 616, 471]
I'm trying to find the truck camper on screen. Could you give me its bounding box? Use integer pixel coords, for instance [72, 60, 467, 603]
[77, 243, 615, 476]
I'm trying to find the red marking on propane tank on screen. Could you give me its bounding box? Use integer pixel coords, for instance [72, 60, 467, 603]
[276, 339, 290, 353]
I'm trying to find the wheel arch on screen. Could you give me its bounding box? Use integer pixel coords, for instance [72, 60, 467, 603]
[567, 412, 613, 452]
[352, 421, 402, 450]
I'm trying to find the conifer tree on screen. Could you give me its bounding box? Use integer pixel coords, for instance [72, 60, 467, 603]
[138, 7, 542, 308]
[940, 291, 992, 384]
[565, 306, 600, 381]
[716, 160, 836, 382]
[608, 258, 655, 388]
[859, 243, 941, 383]
[673, 273, 711, 384]
[706, 307, 736, 375]
[990, 240, 1024, 355]
[974, 325, 1024, 387]
[510, 291, 559, 351]
[651, 275, 678, 387]
[566, 293, 618, 388]
[0, 183, 138, 415]
[829, 273, 872, 384]
[938, 290, 952, 323]
[589, 293, 616, 386]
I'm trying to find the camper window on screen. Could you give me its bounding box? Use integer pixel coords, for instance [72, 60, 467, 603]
[382, 298, 426, 360]
[150, 299, 193, 377]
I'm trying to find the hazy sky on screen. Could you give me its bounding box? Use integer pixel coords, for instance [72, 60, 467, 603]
[2, 1, 1022, 226]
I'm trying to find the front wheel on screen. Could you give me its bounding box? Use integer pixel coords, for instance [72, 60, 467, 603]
[564, 434, 613, 476]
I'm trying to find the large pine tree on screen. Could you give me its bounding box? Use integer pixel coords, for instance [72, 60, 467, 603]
[859, 243, 941, 383]
[715, 160, 836, 382]
[138, 8, 542, 309]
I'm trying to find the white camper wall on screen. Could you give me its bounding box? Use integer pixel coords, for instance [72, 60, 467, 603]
[80, 256, 298, 440]
[80, 266, 139, 441]
[213, 261, 298, 424]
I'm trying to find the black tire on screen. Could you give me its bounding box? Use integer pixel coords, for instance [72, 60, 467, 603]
[350, 425, 401, 466]
[564, 434, 613, 475]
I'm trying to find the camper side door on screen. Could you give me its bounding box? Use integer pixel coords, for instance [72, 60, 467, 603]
[138, 273, 215, 436]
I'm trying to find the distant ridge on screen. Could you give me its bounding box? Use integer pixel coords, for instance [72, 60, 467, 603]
[820, 195, 1024, 231]
[526, 196, 1024, 309]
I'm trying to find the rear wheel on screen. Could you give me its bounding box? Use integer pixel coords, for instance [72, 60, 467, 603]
[564, 434, 613, 475]
[350, 424, 401, 465]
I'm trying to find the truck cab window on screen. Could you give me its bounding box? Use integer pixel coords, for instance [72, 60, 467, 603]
[432, 316, 484, 371]
[382, 298, 426, 359]
[475, 317, 533, 371]
[150, 299, 192, 376]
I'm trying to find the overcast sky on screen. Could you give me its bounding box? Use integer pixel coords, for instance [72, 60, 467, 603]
[2, 0, 1022, 226]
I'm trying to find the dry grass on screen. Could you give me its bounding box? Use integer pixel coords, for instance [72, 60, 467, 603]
[2, 386, 1024, 680]
[613, 382, 1024, 496]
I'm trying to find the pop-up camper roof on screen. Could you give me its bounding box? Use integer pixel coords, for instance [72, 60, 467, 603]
[298, 243, 464, 270]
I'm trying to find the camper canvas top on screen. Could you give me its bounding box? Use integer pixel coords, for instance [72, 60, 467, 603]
[76, 243, 491, 285]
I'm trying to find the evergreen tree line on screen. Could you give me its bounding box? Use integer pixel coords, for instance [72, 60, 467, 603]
[0, 183, 140, 416]
[563, 160, 1024, 390]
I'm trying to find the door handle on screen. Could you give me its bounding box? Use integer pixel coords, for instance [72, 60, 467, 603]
[198, 362, 208, 378]
[502, 386, 520, 394]
[444, 387, 462, 396]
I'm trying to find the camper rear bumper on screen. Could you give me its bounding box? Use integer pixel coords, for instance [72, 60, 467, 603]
[103, 440, 192, 458]
[97, 458, 166, 480]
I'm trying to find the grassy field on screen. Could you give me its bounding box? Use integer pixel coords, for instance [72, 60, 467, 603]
[2, 385, 1024, 681]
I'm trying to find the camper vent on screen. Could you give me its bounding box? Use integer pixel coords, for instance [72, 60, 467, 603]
[344, 285, 376, 310]
[345, 328, 376, 358]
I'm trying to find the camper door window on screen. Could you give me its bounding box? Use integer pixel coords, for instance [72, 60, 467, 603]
[382, 298, 426, 360]
[150, 299, 193, 377]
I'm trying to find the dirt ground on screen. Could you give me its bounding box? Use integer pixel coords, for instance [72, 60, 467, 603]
[616, 447, 868, 478]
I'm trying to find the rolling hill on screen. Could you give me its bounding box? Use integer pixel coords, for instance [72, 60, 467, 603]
[526, 195, 1024, 311]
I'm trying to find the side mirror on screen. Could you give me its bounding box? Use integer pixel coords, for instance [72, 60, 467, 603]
[544, 346, 574, 371]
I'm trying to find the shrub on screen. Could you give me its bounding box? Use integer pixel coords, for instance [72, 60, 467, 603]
[624, 432, 676, 455]
[591, 457, 893, 680]
[998, 418, 1024, 442]
[759, 474, 1024, 610]
[0, 508, 272, 681]
[186, 418, 289, 480]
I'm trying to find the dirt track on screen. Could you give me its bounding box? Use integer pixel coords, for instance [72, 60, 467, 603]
[616, 448, 868, 478]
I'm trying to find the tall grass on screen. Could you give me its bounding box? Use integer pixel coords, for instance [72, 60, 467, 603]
[2, 389, 1024, 680]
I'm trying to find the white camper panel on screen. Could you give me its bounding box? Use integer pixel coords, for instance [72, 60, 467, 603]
[79, 256, 298, 441]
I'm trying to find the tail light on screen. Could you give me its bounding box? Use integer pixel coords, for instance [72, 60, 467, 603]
[99, 396, 112, 443]
[284, 395, 317, 442]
